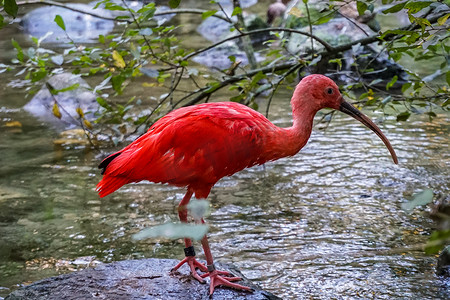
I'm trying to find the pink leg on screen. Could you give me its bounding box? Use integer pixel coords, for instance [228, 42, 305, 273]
[171, 189, 208, 282]
[199, 220, 253, 295]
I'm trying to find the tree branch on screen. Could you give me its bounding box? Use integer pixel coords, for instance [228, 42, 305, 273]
[13, 0, 115, 20]
[182, 27, 334, 62]
[12, 1, 233, 23]
[182, 61, 299, 107]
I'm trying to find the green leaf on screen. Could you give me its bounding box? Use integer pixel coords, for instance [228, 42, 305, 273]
[425, 230, 450, 254]
[356, 1, 368, 16]
[57, 83, 80, 93]
[401, 82, 412, 93]
[4, 0, 19, 18]
[96, 97, 111, 109]
[396, 111, 411, 122]
[168, 0, 181, 8]
[111, 75, 125, 93]
[404, 1, 433, 14]
[202, 10, 218, 19]
[386, 75, 398, 90]
[401, 189, 433, 213]
[382, 2, 406, 14]
[204, 81, 222, 94]
[141, 6, 156, 22]
[446, 70, 450, 87]
[328, 58, 342, 69]
[231, 7, 242, 17]
[438, 14, 450, 26]
[31, 70, 47, 82]
[11, 39, 24, 62]
[104, 3, 127, 11]
[54, 15, 66, 31]
[251, 71, 267, 86]
[315, 13, 333, 24]
[132, 223, 209, 241]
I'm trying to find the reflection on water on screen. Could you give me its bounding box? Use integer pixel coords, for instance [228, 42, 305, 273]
[0, 76, 449, 299]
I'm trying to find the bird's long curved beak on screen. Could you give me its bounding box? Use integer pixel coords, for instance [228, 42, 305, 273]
[339, 101, 398, 164]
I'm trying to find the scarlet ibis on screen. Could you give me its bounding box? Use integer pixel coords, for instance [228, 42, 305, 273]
[96, 74, 398, 295]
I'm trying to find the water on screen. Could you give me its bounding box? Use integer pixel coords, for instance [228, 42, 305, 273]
[1, 1, 449, 299]
[1, 73, 449, 298]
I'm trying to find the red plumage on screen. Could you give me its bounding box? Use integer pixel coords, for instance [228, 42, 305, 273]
[96, 102, 279, 199]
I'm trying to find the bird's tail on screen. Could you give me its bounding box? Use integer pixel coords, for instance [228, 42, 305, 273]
[96, 176, 130, 198]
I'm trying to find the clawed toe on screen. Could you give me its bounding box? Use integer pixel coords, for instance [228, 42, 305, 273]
[171, 256, 208, 283]
[208, 269, 252, 295]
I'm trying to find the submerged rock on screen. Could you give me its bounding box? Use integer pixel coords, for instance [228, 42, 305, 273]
[437, 245, 450, 277]
[5, 258, 280, 300]
[286, 18, 407, 85]
[21, 3, 114, 43]
[23, 73, 98, 130]
[192, 42, 263, 70]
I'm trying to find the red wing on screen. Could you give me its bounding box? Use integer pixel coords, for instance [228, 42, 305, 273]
[97, 103, 271, 198]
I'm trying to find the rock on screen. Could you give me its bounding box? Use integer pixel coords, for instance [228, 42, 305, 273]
[286, 17, 376, 53]
[21, 4, 114, 43]
[286, 18, 407, 85]
[23, 73, 98, 130]
[196, 0, 262, 44]
[5, 258, 280, 300]
[192, 42, 263, 70]
[437, 245, 450, 277]
[197, 11, 235, 43]
[94, 1, 175, 24]
[216, 0, 258, 9]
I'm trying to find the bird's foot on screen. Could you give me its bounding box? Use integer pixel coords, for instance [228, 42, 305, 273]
[171, 247, 208, 283]
[203, 265, 253, 295]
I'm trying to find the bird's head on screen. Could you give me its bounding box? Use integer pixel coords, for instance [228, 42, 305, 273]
[293, 74, 398, 164]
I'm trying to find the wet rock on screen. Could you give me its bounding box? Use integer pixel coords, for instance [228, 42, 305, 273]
[95, 1, 175, 24]
[216, 0, 258, 9]
[196, 0, 261, 43]
[192, 42, 263, 70]
[437, 245, 450, 277]
[5, 258, 281, 300]
[21, 3, 114, 43]
[23, 73, 98, 130]
[286, 18, 407, 85]
[197, 11, 235, 43]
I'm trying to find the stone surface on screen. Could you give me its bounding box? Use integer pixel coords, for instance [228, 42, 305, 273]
[5, 258, 281, 300]
[23, 73, 98, 130]
[437, 245, 450, 277]
[21, 4, 114, 43]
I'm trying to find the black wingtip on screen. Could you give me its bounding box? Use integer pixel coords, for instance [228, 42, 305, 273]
[99, 152, 122, 175]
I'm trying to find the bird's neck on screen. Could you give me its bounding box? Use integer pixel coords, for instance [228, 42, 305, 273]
[264, 104, 317, 161]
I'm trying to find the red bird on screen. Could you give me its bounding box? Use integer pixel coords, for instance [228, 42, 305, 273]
[96, 74, 398, 295]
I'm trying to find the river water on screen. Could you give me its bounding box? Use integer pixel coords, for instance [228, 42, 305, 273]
[0, 1, 449, 299]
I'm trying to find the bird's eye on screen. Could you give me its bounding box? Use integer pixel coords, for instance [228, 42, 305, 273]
[326, 88, 334, 95]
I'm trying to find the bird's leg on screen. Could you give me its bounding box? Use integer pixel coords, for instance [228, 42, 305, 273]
[199, 221, 253, 295]
[171, 189, 208, 283]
